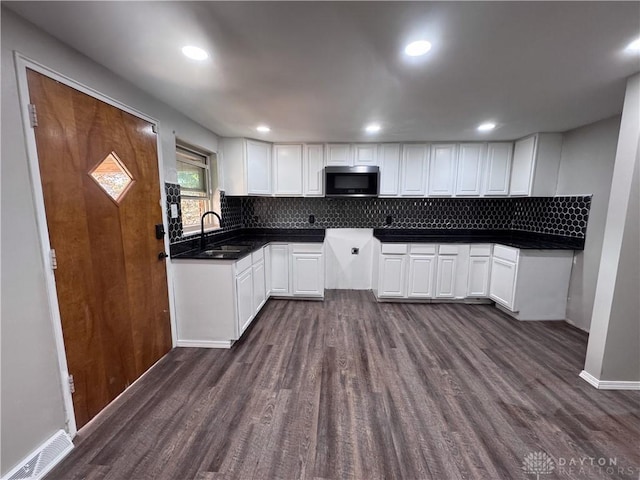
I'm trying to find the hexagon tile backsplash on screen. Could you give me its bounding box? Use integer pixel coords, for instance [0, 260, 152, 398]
[165, 183, 591, 244]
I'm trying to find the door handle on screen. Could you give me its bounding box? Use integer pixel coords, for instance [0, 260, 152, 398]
[158, 252, 169, 260]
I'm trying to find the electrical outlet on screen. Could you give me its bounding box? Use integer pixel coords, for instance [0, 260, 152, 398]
[351, 247, 359, 255]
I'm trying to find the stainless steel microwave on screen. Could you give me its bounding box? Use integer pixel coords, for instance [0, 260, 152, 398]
[324, 166, 379, 197]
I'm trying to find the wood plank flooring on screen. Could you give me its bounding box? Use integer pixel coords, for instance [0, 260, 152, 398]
[47, 291, 640, 480]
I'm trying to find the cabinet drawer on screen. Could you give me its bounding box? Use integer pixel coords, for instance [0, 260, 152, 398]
[381, 243, 408, 254]
[235, 255, 252, 273]
[493, 244, 519, 262]
[290, 243, 323, 254]
[251, 247, 264, 263]
[410, 244, 437, 254]
[438, 245, 459, 255]
[470, 244, 492, 256]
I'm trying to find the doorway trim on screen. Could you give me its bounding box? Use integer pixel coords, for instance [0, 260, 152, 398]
[13, 52, 178, 437]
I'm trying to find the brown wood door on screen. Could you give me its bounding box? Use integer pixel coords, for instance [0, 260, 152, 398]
[27, 69, 172, 429]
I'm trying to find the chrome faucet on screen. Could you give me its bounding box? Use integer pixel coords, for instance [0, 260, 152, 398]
[201, 211, 223, 249]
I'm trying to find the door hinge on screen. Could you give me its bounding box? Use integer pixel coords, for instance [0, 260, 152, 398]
[50, 249, 58, 270]
[151, 124, 158, 134]
[28, 103, 38, 128]
[68, 375, 75, 394]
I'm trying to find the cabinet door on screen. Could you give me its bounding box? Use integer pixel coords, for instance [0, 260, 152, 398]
[273, 144, 303, 195]
[483, 143, 512, 196]
[379, 255, 407, 297]
[325, 144, 352, 166]
[378, 143, 401, 196]
[408, 255, 436, 298]
[429, 144, 458, 196]
[253, 259, 266, 314]
[353, 144, 378, 166]
[510, 135, 536, 196]
[247, 139, 272, 195]
[264, 245, 272, 296]
[270, 244, 290, 295]
[304, 144, 324, 196]
[436, 255, 458, 298]
[292, 253, 324, 297]
[467, 256, 491, 297]
[456, 143, 485, 196]
[236, 267, 254, 335]
[400, 144, 428, 196]
[489, 257, 517, 309]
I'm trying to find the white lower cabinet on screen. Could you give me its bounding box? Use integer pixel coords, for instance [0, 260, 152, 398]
[489, 244, 574, 320]
[489, 256, 517, 309]
[292, 253, 324, 297]
[467, 244, 492, 297]
[174, 242, 324, 347]
[269, 243, 290, 296]
[435, 254, 458, 298]
[236, 265, 254, 334]
[408, 254, 436, 298]
[379, 255, 408, 297]
[270, 243, 325, 299]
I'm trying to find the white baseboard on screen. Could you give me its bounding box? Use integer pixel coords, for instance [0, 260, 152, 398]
[1, 429, 73, 480]
[579, 370, 640, 390]
[176, 339, 232, 349]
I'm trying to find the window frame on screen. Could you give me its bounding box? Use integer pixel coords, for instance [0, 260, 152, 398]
[175, 142, 220, 235]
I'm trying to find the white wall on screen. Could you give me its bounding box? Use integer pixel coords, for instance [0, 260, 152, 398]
[584, 73, 640, 383]
[1, 8, 220, 475]
[324, 229, 374, 289]
[556, 116, 620, 331]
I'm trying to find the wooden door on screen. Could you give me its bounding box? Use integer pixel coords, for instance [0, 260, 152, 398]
[27, 69, 172, 429]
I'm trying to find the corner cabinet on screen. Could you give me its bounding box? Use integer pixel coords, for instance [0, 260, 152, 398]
[510, 133, 562, 196]
[220, 138, 272, 196]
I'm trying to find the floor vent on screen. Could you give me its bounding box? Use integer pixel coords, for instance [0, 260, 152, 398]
[3, 430, 73, 480]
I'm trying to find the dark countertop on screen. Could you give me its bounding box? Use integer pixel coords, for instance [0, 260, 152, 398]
[373, 229, 584, 250]
[171, 228, 326, 260]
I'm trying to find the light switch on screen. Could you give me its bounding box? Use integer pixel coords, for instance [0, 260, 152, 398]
[170, 203, 178, 218]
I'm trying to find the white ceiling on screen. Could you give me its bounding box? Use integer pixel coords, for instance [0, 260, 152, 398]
[6, 1, 640, 142]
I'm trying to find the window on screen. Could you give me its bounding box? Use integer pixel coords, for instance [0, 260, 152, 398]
[176, 143, 219, 233]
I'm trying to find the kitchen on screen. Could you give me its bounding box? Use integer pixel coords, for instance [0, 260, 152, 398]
[1, 2, 639, 479]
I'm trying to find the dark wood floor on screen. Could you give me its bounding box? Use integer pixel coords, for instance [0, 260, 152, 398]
[47, 291, 639, 480]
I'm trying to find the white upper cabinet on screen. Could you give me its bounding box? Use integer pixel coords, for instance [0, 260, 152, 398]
[246, 139, 272, 195]
[325, 144, 352, 166]
[400, 144, 429, 196]
[455, 143, 485, 196]
[273, 144, 303, 196]
[483, 143, 513, 196]
[353, 144, 378, 166]
[378, 143, 401, 196]
[303, 144, 324, 196]
[220, 138, 271, 196]
[510, 133, 562, 196]
[429, 144, 458, 196]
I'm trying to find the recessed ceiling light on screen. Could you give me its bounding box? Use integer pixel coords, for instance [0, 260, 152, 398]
[625, 37, 640, 53]
[404, 40, 432, 57]
[181, 46, 208, 61]
[256, 125, 271, 133]
[477, 122, 496, 132]
[365, 123, 381, 133]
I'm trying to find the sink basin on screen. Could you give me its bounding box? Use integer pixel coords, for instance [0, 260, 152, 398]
[202, 248, 243, 255]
